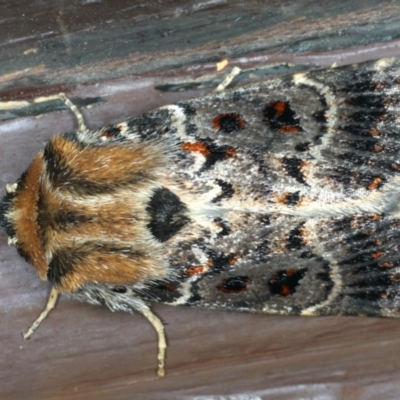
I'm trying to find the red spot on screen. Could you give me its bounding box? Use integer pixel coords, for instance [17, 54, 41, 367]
[182, 141, 236, 160]
[212, 113, 246, 133]
[380, 262, 394, 269]
[101, 132, 114, 138]
[390, 275, 400, 283]
[268, 268, 306, 296]
[186, 266, 206, 275]
[275, 191, 301, 206]
[274, 101, 286, 116]
[391, 163, 399, 171]
[164, 284, 175, 291]
[228, 255, 239, 265]
[372, 251, 384, 259]
[279, 125, 303, 133]
[186, 260, 213, 275]
[280, 285, 292, 296]
[367, 177, 382, 190]
[263, 100, 303, 133]
[369, 128, 381, 137]
[216, 276, 252, 293]
[181, 142, 211, 157]
[225, 147, 236, 157]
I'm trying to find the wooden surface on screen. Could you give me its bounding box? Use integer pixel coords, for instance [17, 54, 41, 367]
[2, 1, 400, 399]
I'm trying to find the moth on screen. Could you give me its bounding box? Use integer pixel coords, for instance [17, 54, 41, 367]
[2, 59, 400, 376]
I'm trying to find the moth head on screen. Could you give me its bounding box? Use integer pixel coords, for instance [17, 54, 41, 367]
[1, 178, 34, 260]
[0, 152, 47, 277]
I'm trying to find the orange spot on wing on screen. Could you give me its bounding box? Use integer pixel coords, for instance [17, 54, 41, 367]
[228, 255, 239, 265]
[181, 142, 211, 157]
[372, 251, 384, 259]
[390, 275, 400, 283]
[279, 125, 303, 133]
[369, 128, 381, 137]
[225, 147, 236, 157]
[367, 177, 382, 190]
[186, 266, 206, 275]
[274, 101, 286, 117]
[186, 260, 214, 275]
[280, 285, 292, 296]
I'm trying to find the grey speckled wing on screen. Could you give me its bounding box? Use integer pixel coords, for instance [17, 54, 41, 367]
[109, 58, 400, 319]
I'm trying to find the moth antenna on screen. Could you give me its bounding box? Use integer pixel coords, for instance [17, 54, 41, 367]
[214, 66, 241, 92]
[22, 287, 59, 340]
[139, 307, 167, 377]
[59, 93, 88, 133]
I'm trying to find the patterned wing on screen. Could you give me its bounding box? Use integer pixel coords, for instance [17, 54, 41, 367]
[112, 58, 400, 318]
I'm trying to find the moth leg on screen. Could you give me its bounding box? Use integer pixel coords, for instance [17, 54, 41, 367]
[214, 66, 241, 92]
[139, 307, 167, 377]
[23, 286, 59, 340]
[58, 92, 88, 133]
